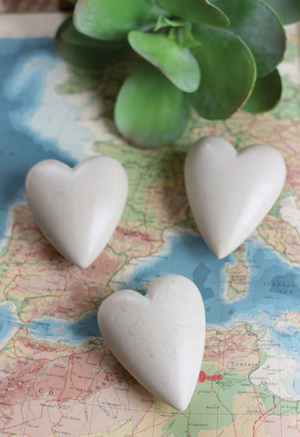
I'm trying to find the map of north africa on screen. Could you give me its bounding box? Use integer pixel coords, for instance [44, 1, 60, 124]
[0, 15, 300, 437]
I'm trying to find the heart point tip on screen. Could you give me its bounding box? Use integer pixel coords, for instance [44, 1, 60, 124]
[211, 247, 231, 260]
[70, 257, 92, 269]
[166, 398, 189, 412]
[77, 263, 91, 269]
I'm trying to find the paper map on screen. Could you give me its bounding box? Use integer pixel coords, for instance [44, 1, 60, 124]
[0, 15, 300, 437]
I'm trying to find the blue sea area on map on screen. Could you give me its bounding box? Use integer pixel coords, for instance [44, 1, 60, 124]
[0, 38, 76, 241]
[2, 229, 300, 356]
[28, 312, 101, 345]
[0, 302, 23, 348]
[0, 302, 101, 345]
[125, 233, 300, 325]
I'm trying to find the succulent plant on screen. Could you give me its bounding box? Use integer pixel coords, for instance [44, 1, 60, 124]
[55, 0, 300, 148]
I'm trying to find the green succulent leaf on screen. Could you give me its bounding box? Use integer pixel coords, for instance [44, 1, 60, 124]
[243, 69, 282, 113]
[178, 26, 201, 49]
[213, 0, 286, 77]
[190, 25, 256, 120]
[155, 0, 230, 28]
[115, 61, 191, 148]
[263, 0, 300, 25]
[168, 28, 180, 41]
[154, 15, 186, 31]
[128, 31, 201, 93]
[68, 0, 78, 4]
[74, 0, 165, 41]
[55, 17, 129, 69]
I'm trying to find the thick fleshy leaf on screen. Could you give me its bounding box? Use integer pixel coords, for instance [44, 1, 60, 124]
[154, 15, 186, 31]
[243, 69, 282, 113]
[178, 26, 201, 49]
[154, 18, 201, 48]
[263, 0, 300, 25]
[155, 0, 229, 27]
[128, 31, 201, 93]
[74, 0, 164, 41]
[115, 61, 191, 148]
[190, 25, 256, 120]
[55, 17, 128, 69]
[213, 0, 286, 77]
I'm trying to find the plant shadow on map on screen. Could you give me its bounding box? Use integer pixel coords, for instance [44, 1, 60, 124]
[58, 52, 138, 134]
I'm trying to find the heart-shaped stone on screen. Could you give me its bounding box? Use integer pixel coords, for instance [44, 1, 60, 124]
[98, 274, 206, 411]
[26, 155, 128, 268]
[185, 136, 286, 258]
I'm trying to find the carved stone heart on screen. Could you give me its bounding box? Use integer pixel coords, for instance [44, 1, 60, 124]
[26, 155, 128, 268]
[185, 136, 286, 259]
[97, 274, 206, 411]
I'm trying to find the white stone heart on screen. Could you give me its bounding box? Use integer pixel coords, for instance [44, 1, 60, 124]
[26, 155, 128, 268]
[97, 274, 206, 411]
[185, 136, 286, 259]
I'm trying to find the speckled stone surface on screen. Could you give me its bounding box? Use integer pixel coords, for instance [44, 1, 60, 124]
[98, 274, 206, 411]
[26, 155, 128, 268]
[185, 136, 286, 259]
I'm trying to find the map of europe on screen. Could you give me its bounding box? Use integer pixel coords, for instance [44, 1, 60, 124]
[0, 17, 300, 437]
